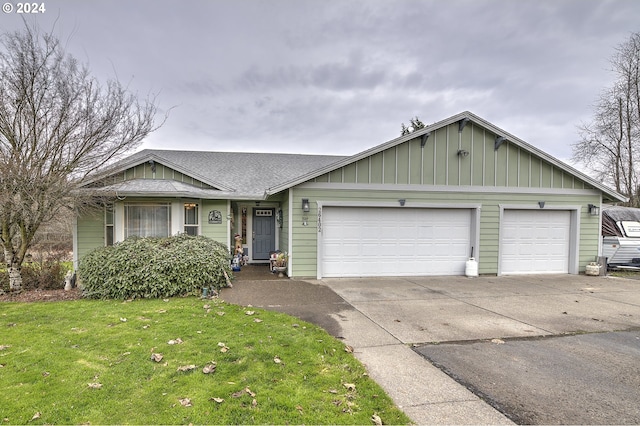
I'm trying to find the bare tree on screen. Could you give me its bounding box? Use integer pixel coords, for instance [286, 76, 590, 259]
[401, 116, 425, 136]
[0, 23, 159, 292]
[573, 32, 640, 206]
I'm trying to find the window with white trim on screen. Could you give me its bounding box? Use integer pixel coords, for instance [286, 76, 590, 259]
[184, 203, 199, 236]
[124, 203, 171, 238]
[105, 205, 114, 246]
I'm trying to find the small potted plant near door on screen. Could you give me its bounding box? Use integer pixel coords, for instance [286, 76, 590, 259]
[272, 252, 289, 277]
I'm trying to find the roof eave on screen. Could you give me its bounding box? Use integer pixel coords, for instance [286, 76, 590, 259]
[78, 187, 266, 201]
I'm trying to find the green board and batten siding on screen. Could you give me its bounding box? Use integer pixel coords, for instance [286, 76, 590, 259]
[288, 121, 602, 278]
[312, 124, 594, 190]
[75, 211, 105, 264]
[200, 199, 231, 242]
[93, 161, 214, 189]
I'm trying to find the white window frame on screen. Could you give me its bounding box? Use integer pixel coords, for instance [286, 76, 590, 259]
[184, 203, 199, 236]
[124, 203, 172, 238]
[105, 205, 114, 246]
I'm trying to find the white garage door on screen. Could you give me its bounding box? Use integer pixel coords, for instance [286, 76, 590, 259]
[321, 207, 472, 277]
[501, 209, 571, 274]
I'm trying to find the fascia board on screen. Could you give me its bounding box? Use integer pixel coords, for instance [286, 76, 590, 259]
[465, 112, 627, 203]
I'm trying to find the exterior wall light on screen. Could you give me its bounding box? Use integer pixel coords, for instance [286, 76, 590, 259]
[302, 198, 310, 212]
[538, 201, 545, 208]
[588, 204, 600, 216]
[398, 199, 406, 206]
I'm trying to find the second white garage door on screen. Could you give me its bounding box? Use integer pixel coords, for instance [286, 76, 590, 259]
[321, 207, 472, 277]
[500, 209, 571, 274]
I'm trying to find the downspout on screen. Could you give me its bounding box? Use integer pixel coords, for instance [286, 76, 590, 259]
[227, 199, 232, 251]
[288, 189, 293, 278]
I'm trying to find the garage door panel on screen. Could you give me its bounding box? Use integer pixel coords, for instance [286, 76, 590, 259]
[321, 207, 472, 277]
[501, 210, 571, 274]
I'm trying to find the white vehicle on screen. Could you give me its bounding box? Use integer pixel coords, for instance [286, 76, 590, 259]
[602, 207, 640, 268]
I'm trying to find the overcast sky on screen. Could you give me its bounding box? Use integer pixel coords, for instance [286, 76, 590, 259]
[2, 0, 639, 165]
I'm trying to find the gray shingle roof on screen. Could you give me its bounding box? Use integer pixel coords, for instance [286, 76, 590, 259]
[88, 150, 346, 199]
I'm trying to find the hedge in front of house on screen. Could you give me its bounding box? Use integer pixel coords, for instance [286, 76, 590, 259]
[78, 234, 232, 299]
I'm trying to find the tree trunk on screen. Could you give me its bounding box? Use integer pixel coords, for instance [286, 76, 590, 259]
[3, 247, 23, 293]
[8, 263, 22, 293]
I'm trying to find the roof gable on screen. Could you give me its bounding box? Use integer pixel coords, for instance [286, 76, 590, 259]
[266, 111, 626, 202]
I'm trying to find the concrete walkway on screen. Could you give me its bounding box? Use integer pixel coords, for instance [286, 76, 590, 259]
[222, 273, 640, 424]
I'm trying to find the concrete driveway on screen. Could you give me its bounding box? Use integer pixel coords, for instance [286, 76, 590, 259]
[319, 274, 640, 346]
[315, 274, 640, 424]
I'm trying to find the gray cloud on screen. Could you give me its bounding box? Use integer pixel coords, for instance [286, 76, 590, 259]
[1, 0, 638, 164]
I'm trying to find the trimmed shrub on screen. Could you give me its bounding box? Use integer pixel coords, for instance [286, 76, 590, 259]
[78, 234, 232, 300]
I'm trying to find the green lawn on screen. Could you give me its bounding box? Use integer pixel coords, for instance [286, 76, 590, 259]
[0, 297, 411, 425]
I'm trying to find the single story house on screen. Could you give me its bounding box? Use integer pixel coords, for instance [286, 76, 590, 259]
[74, 111, 626, 278]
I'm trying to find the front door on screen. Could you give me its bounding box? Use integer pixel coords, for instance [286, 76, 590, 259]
[253, 208, 275, 260]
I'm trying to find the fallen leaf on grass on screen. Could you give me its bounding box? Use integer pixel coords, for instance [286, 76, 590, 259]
[42, 372, 50, 377]
[253, 318, 263, 323]
[177, 365, 197, 372]
[273, 356, 282, 364]
[328, 389, 338, 394]
[231, 387, 256, 398]
[120, 318, 127, 322]
[168, 338, 183, 345]
[371, 413, 383, 425]
[252, 398, 257, 408]
[151, 353, 164, 362]
[343, 401, 356, 414]
[202, 362, 217, 374]
[210, 397, 224, 403]
[296, 405, 304, 413]
[218, 342, 229, 352]
[203, 304, 211, 310]
[87, 382, 102, 389]
[30, 412, 41, 421]
[245, 310, 255, 316]
[344, 345, 354, 353]
[0, 345, 11, 351]
[343, 383, 356, 391]
[179, 398, 192, 407]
